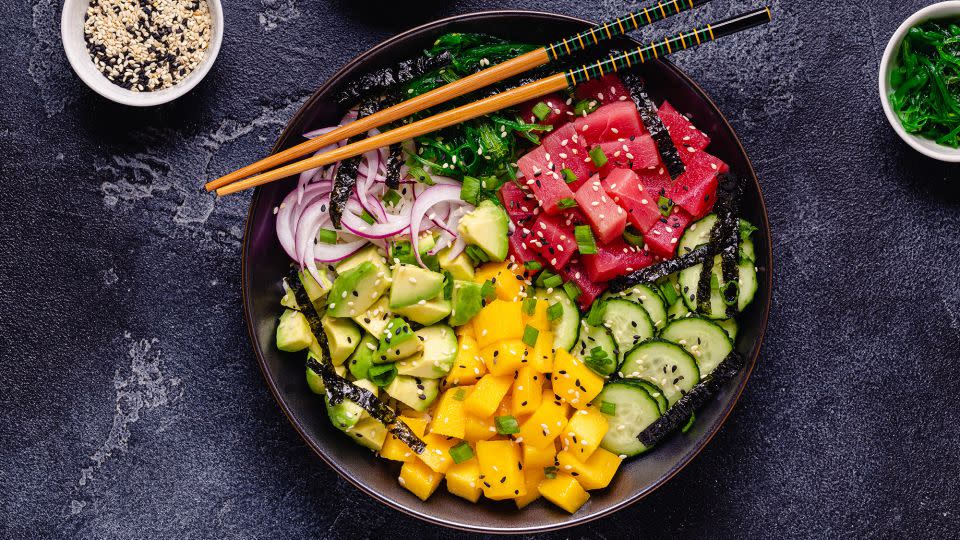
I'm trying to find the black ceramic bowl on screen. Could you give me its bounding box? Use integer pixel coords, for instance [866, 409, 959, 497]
[242, 10, 772, 534]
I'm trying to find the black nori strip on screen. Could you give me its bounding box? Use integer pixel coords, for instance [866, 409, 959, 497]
[621, 73, 686, 179]
[609, 245, 713, 292]
[330, 98, 381, 228]
[334, 51, 453, 106]
[638, 350, 745, 447]
[715, 175, 743, 317]
[287, 267, 425, 454]
[696, 242, 716, 314]
[385, 144, 403, 189]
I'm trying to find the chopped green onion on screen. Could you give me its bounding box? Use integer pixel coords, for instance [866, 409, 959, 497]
[522, 325, 539, 347]
[317, 228, 338, 244]
[454, 388, 467, 401]
[623, 227, 644, 247]
[561, 168, 578, 184]
[562, 281, 581, 301]
[449, 441, 475, 464]
[546, 302, 563, 321]
[382, 189, 402, 207]
[599, 401, 617, 415]
[681, 413, 696, 433]
[589, 146, 608, 168]
[535, 270, 556, 287]
[585, 346, 614, 375]
[523, 297, 537, 315]
[480, 279, 496, 301]
[660, 282, 679, 305]
[556, 197, 578, 209]
[461, 176, 481, 205]
[531, 101, 552, 121]
[544, 466, 558, 479]
[495, 415, 520, 435]
[585, 300, 605, 326]
[465, 245, 489, 264]
[574, 225, 597, 255]
[542, 274, 563, 289]
[408, 165, 434, 185]
[721, 280, 740, 306]
[573, 98, 599, 116]
[358, 210, 376, 225]
[524, 260, 542, 272]
[368, 363, 397, 387]
[658, 195, 674, 218]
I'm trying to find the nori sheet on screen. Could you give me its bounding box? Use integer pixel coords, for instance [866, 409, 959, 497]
[334, 51, 453, 107]
[621, 72, 686, 179]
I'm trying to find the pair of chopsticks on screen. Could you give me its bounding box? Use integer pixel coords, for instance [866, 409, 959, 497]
[208, 3, 772, 196]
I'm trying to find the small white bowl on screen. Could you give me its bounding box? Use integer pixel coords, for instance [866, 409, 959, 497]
[879, 1, 960, 162]
[61, 0, 224, 107]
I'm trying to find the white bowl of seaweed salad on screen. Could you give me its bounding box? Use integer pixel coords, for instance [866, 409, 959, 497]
[61, 0, 224, 107]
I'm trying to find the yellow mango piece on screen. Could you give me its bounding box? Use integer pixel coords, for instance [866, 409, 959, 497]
[560, 407, 609, 460]
[552, 348, 604, 409]
[481, 339, 527, 376]
[512, 366, 543, 416]
[557, 447, 623, 490]
[430, 388, 468, 439]
[476, 440, 526, 500]
[417, 433, 458, 474]
[380, 416, 429, 463]
[514, 466, 546, 509]
[445, 458, 483, 503]
[517, 390, 570, 448]
[522, 299, 550, 332]
[464, 412, 497, 442]
[446, 336, 485, 386]
[399, 460, 444, 501]
[474, 262, 524, 302]
[456, 323, 476, 340]
[463, 374, 513, 418]
[538, 473, 590, 513]
[522, 442, 558, 470]
[530, 330, 555, 373]
[473, 300, 524, 349]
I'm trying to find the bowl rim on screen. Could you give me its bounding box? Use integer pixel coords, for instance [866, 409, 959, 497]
[240, 9, 773, 534]
[59, 0, 224, 107]
[878, 0, 960, 163]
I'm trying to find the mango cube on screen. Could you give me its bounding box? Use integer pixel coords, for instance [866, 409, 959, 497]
[380, 416, 428, 463]
[474, 262, 524, 302]
[512, 366, 543, 416]
[560, 407, 609, 459]
[514, 467, 546, 509]
[464, 412, 497, 442]
[456, 323, 476, 340]
[530, 330, 555, 373]
[417, 433, 458, 474]
[399, 460, 443, 501]
[557, 447, 622, 490]
[522, 299, 550, 332]
[463, 374, 513, 418]
[538, 473, 590, 513]
[445, 336, 485, 385]
[445, 458, 483, 503]
[517, 390, 570, 448]
[430, 387, 468, 439]
[481, 339, 526, 376]
[476, 440, 526, 500]
[552, 348, 604, 408]
[473, 300, 523, 349]
[522, 442, 558, 470]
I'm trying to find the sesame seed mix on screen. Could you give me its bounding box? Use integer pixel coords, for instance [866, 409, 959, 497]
[84, 0, 212, 92]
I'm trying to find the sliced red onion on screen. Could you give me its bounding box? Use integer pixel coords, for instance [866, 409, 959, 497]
[410, 184, 471, 267]
[341, 209, 411, 239]
[312, 239, 367, 263]
[448, 235, 466, 260]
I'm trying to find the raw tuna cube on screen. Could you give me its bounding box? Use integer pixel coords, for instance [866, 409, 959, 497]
[540, 123, 592, 190]
[659, 101, 711, 150]
[574, 74, 631, 105]
[499, 181, 539, 227]
[574, 175, 627, 245]
[508, 228, 545, 268]
[518, 93, 572, 129]
[556, 259, 608, 310]
[528, 213, 578, 270]
[574, 101, 645, 146]
[581, 237, 655, 282]
[602, 168, 670, 233]
[517, 146, 575, 215]
[634, 163, 673, 202]
[668, 149, 729, 219]
[644, 207, 693, 259]
[596, 134, 659, 175]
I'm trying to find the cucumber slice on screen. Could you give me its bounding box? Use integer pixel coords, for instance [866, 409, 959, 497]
[661, 317, 733, 376]
[574, 322, 618, 376]
[679, 215, 757, 263]
[603, 284, 668, 330]
[678, 257, 758, 319]
[600, 299, 655, 362]
[535, 287, 580, 351]
[594, 382, 662, 457]
[667, 298, 690, 321]
[619, 340, 700, 406]
[716, 318, 739, 341]
[628, 380, 668, 414]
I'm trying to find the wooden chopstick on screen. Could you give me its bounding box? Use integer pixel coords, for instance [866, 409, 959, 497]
[216, 8, 772, 197]
[205, 0, 713, 192]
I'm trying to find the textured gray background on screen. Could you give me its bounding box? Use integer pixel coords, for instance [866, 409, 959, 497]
[2, 0, 959, 538]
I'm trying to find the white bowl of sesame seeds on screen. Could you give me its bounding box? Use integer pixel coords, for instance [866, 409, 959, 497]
[61, 0, 223, 107]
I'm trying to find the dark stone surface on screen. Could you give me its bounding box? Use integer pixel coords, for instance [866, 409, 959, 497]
[2, 1, 958, 538]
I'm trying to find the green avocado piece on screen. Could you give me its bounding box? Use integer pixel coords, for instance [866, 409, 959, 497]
[376, 318, 422, 363]
[321, 314, 361, 365]
[351, 296, 393, 337]
[345, 415, 387, 451]
[329, 246, 392, 317]
[336, 244, 389, 273]
[385, 375, 440, 412]
[305, 354, 346, 395]
[281, 268, 334, 310]
[347, 334, 378, 380]
[393, 295, 452, 326]
[389, 264, 445, 309]
[396, 325, 459, 379]
[448, 280, 484, 326]
[277, 309, 314, 352]
[327, 379, 378, 431]
[439, 247, 476, 281]
[457, 199, 508, 262]
[391, 233, 440, 272]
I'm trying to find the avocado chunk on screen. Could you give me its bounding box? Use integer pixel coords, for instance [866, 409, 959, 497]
[457, 200, 509, 262]
[329, 246, 392, 318]
[321, 314, 361, 365]
[281, 268, 334, 310]
[389, 264, 445, 309]
[391, 234, 440, 272]
[448, 280, 484, 326]
[385, 375, 440, 412]
[439, 247, 476, 281]
[396, 325, 459, 379]
[327, 379, 378, 431]
[336, 244, 389, 273]
[305, 354, 346, 395]
[393, 295, 452, 326]
[376, 318, 422, 363]
[277, 309, 314, 352]
[347, 333, 378, 380]
[345, 415, 387, 451]
[351, 296, 393, 337]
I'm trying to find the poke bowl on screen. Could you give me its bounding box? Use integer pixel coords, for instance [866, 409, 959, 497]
[241, 10, 772, 534]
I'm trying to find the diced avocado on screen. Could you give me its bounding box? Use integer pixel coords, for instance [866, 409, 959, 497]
[385, 375, 440, 412]
[376, 318, 422, 363]
[336, 244, 389, 273]
[448, 280, 484, 326]
[439, 247, 476, 280]
[389, 264, 445, 309]
[347, 333, 378, 380]
[396, 325, 459, 379]
[391, 233, 440, 272]
[327, 379, 378, 431]
[345, 415, 387, 451]
[281, 268, 334, 310]
[393, 295, 452, 326]
[321, 314, 361, 365]
[280, 280, 298, 310]
[352, 296, 393, 337]
[304, 354, 346, 395]
[329, 246, 392, 317]
[277, 309, 314, 352]
[457, 200, 509, 262]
